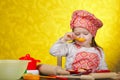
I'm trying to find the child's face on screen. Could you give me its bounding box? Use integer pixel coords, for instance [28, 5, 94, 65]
[73, 27, 93, 47]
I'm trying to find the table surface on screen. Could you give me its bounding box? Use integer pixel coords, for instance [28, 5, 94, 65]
[20, 72, 120, 80]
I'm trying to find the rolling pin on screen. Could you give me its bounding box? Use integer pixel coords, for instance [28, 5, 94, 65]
[57, 75, 94, 80]
[38, 64, 70, 75]
[89, 72, 118, 79]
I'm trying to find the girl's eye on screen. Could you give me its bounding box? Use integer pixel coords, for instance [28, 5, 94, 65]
[84, 33, 88, 35]
[75, 33, 80, 36]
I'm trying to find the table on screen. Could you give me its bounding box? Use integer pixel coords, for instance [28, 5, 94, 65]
[21, 72, 120, 80]
[40, 72, 120, 80]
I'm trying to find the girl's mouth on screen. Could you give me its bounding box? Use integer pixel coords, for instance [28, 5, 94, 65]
[75, 37, 86, 42]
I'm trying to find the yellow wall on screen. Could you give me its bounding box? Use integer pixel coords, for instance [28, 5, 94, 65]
[0, 0, 120, 71]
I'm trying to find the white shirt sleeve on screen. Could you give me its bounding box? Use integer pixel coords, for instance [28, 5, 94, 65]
[49, 39, 69, 56]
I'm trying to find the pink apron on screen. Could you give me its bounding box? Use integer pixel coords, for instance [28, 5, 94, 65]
[72, 51, 100, 71]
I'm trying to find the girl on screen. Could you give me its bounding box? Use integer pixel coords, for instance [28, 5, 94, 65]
[50, 10, 108, 72]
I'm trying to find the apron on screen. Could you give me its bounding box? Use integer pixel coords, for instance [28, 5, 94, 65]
[72, 51, 100, 71]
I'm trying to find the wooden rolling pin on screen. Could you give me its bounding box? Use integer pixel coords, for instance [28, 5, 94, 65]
[57, 75, 94, 80]
[38, 64, 70, 75]
[89, 72, 118, 79]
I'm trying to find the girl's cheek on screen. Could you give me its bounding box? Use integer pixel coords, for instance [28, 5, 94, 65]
[86, 38, 92, 44]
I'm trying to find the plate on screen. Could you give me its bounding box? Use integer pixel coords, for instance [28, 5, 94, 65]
[67, 69, 92, 75]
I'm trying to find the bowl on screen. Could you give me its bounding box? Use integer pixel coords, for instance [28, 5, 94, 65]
[0, 60, 29, 80]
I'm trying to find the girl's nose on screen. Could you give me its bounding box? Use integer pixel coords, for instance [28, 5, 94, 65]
[79, 34, 84, 38]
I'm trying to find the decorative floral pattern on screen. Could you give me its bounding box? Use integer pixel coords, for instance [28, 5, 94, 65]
[72, 51, 100, 70]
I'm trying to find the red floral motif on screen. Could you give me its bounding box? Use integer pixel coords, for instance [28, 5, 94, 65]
[72, 52, 100, 70]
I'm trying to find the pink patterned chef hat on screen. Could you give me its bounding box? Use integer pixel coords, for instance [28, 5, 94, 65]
[70, 10, 103, 36]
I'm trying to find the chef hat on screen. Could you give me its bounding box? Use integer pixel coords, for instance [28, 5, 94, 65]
[70, 10, 103, 36]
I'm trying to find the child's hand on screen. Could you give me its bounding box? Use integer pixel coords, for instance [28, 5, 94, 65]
[61, 32, 75, 42]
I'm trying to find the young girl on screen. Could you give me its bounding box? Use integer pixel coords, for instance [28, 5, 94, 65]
[50, 10, 108, 72]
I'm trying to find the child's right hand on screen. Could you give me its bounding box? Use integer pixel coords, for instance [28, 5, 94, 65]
[61, 32, 75, 42]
